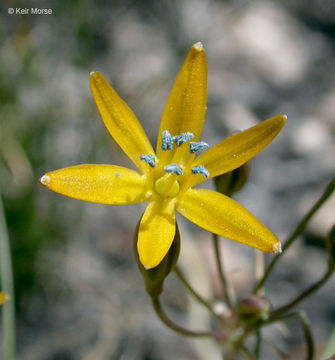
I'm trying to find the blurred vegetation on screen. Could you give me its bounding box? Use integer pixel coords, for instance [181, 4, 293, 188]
[0, 0, 109, 316]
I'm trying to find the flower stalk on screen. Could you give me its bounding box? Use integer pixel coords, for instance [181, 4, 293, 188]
[262, 311, 314, 360]
[151, 296, 226, 340]
[212, 234, 234, 308]
[271, 262, 334, 318]
[174, 266, 218, 319]
[254, 178, 335, 293]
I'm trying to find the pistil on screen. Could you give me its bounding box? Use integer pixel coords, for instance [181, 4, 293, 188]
[154, 173, 180, 197]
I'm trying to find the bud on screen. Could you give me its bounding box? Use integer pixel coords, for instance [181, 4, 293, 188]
[237, 295, 271, 324]
[0, 292, 9, 306]
[214, 162, 249, 197]
[134, 220, 180, 298]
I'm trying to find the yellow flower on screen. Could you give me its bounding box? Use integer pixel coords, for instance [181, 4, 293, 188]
[39, 42, 286, 269]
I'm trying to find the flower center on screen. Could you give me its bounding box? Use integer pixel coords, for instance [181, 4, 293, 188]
[140, 130, 211, 198]
[154, 173, 180, 197]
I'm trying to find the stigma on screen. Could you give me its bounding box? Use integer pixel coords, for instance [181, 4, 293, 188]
[154, 173, 180, 197]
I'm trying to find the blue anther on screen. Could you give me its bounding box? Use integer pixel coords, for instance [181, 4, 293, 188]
[140, 154, 156, 168]
[173, 132, 194, 147]
[164, 164, 183, 175]
[162, 130, 173, 150]
[189, 141, 209, 154]
[191, 165, 210, 178]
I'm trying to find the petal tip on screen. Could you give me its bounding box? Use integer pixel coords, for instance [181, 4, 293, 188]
[273, 241, 282, 254]
[278, 114, 287, 124]
[39, 174, 51, 187]
[143, 264, 154, 270]
[192, 41, 204, 51]
[89, 71, 102, 79]
[90, 71, 105, 83]
[277, 114, 287, 125]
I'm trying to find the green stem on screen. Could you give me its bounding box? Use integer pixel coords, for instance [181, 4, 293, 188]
[212, 234, 233, 308]
[254, 329, 262, 359]
[263, 312, 313, 360]
[262, 339, 288, 360]
[254, 178, 335, 293]
[241, 344, 256, 360]
[271, 268, 333, 317]
[0, 193, 15, 360]
[226, 331, 252, 360]
[174, 266, 218, 319]
[151, 297, 226, 340]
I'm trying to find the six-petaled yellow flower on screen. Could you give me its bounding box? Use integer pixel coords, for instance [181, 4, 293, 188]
[39, 42, 286, 269]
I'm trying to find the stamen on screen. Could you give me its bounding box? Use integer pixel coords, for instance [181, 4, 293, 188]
[162, 130, 173, 150]
[189, 141, 209, 154]
[191, 165, 210, 178]
[140, 154, 156, 168]
[173, 132, 194, 147]
[164, 163, 183, 176]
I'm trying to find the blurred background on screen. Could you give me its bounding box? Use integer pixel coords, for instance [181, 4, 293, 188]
[1, 0, 335, 359]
